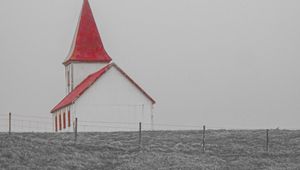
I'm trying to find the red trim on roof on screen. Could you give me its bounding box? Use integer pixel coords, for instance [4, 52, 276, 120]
[64, 0, 111, 65]
[113, 64, 156, 104]
[51, 63, 155, 113]
[51, 63, 112, 113]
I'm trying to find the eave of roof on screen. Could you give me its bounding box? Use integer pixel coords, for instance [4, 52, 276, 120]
[113, 64, 156, 105]
[51, 63, 112, 113]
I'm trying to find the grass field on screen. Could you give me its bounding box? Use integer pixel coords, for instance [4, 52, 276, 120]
[0, 130, 300, 169]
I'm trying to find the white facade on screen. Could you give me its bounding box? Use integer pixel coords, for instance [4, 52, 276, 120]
[53, 65, 154, 132]
[52, 106, 74, 132]
[65, 63, 107, 94]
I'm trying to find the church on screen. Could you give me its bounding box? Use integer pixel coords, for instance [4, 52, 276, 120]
[51, 0, 155, 132]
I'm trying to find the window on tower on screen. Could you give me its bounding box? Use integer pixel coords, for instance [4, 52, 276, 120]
[67, 70, 70, 86]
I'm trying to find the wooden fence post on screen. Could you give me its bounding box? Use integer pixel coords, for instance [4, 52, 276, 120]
[266, 129, 269, 152]
[202, 125, 205, 153]
[9, 112, 11, 135]
[139, 122, 142, 148]
[75, 117, 78, 142]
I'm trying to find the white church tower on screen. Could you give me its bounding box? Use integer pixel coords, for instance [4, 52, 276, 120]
[51, 0, 155, 132]
[63, 0, 112, 94]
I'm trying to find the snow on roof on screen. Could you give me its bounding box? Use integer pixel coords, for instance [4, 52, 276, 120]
[64, 0, 112, 65]
[51, 63, 155, 113]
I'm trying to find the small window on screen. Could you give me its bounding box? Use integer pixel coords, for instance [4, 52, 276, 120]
[63, 112, 66, 129]
[67, 70, 70, 86]
[59, 114, 62, 130]
[55, 115, 58, 132]
[68, 111, 71, 127]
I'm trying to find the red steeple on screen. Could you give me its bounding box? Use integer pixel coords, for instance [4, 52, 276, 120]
[64, 0, 112, 65]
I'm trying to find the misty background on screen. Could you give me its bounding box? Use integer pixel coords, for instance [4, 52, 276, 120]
[0, 0, 299, 129]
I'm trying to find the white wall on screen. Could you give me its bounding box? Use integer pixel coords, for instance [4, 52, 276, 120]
[74, 66, 154, 132]
[65, 63, 108, 94]
[52, 106, 73, 132]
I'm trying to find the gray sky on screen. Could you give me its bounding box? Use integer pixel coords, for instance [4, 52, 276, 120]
[0, 0, 299, 129]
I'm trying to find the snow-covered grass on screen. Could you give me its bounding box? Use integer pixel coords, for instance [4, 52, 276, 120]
[0, 130, 300, 169]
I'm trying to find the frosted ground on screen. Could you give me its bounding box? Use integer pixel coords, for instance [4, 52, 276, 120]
[0, 130, 300, 169]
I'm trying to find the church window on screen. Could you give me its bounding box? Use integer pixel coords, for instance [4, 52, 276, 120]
[59, 114, 62, 130]
[67, 70, 70, 86]
[68, 111, 71, 127]
[55, 115, 58, 132]
[63, 112, 66, 129]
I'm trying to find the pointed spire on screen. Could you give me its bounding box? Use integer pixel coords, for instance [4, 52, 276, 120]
[64, 0, 112, 65]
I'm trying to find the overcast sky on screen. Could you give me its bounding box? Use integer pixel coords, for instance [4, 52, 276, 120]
[0, 0, 299, 129]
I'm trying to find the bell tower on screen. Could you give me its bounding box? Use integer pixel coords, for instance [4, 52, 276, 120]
[63, 0, 112, 94]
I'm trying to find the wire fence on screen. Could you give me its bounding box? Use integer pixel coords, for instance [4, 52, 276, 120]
[0, 113, 208, 132]
[0, 113, 295, 132]
[1, 112, 299, 155]
[0, 113, 52, 132]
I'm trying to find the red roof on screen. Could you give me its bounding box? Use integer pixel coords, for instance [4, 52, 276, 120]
[64, 0, 111, 65]
[51, 63, 155, 113]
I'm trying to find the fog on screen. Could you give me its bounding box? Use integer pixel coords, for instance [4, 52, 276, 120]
[0, 0, 299, 129]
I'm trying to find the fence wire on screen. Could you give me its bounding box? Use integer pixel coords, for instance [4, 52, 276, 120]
[0, 113, 209, 132]
[2, 113, 300, 157]
[1, 113, 297, 133]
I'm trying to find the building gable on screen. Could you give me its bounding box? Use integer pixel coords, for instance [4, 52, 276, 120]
[51, 63, 155, 113]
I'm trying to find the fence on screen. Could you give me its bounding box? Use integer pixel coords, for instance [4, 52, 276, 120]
[0, 112, 276, 153]
[0, 112, 204, 133]
[0, 113, 53, 132]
